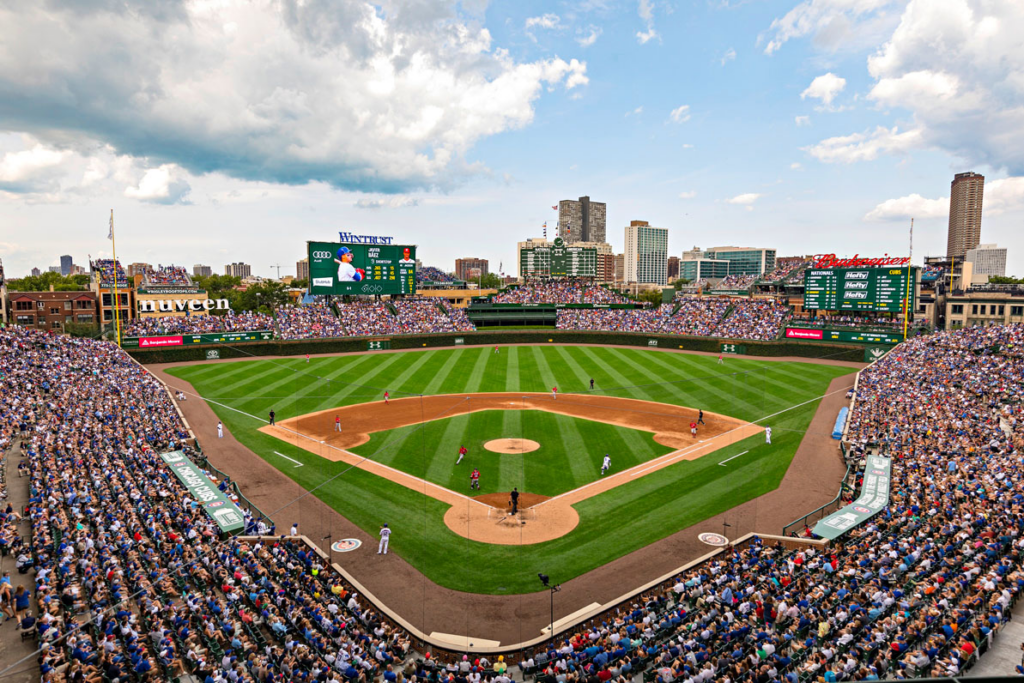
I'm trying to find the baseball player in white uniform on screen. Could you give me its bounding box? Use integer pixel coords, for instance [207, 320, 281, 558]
[765, 426, 772, 445]
[378, 523, 391, 555]
[601, 454, 611, 476]
[217, 421, 223, 438]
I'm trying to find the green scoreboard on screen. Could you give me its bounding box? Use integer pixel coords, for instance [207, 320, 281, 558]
[308, 241, 417, 296]
[520, 237, 597, 278]
[804, 267, 917, 313]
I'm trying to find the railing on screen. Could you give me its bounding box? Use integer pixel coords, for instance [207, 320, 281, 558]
[196, 451, 274, 529]
[782, 460, 853, 537]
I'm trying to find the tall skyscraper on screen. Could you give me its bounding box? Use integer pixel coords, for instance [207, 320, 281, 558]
[60, 254, 73, 276]
[558, 196, 606, 243]
[624, 221, 669, 285]
[193, 264, 213, 278]
[455, 258, 489, 281]
[295, 258, 309, 282]
[947, 171, 984, 259]
[225, 262, 252, 278]
[964, 243, 1006, 277]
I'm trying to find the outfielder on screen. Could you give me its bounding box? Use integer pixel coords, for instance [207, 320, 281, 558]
[378, 523, 391, 555]
[717, 353, 724, 365]
[765, 426, 772, 445]
[457, 446, 467, 465]
[601, 454, 611, 476]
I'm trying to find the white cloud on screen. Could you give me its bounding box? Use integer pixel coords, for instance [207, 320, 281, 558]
[803, 125, 923, 163]
[801, 72, 847, 106]
[727, 192, 763, 205]
[525, 14, 561, 30]
[0, 143, 68, 194]
[790, 162, 803, 169]
[681, 143, 694, 149]
[669, 105, 691, 123]
[636, 0, 659, 43]
[576, 26, 603, 47]
[678, 190, 697, 199]
[864, 192, 947, 221]
[626, 106, 644, 117]
[987, 177, 1024, 215]
[720, 47, 737, 65]
[762, 0, 902, 55]
[124, 164, 192, 204]
[0, 1, 588, 193]
[795, 115, 811, 126]
[353, 196, 420, 209]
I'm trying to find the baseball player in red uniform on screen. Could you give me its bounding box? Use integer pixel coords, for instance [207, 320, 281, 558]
[690, 421, 697, 438]
[306, 353, 310, 363]
[551, 386, 558, 400]
[457, 445, 467, 465]
[384, 391, 389, 404]
[470, 468, 480, 490]
[335, 415, 341, 432]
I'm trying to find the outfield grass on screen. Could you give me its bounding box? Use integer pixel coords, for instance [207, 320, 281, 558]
[166, 346, 852, 594]
[350, 409, 674, 498]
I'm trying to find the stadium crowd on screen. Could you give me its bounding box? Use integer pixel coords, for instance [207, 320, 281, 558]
[146, 266, 192, 286]
[415, 267, 453, 284]
[493, 280, 632, 305]
[556, 307, 670, 333]
[334, 300, 401, 336]
[392, 298, 476, 334]
[710, 300, 790, 341]
[122, 311, 276, 337]
[91, 259, 127, 284]
[712, 275, 757, 291]
[277, 302, 347, 340]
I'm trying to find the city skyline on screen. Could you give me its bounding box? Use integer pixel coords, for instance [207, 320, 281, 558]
[2, 1, 1023, 278]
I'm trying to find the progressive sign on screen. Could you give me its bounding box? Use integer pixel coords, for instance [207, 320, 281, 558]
[158, 450, 246, 534]
[813, 455, 891, 540]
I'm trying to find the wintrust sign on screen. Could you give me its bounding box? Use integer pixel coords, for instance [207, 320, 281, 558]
[139, 298, 230, 313]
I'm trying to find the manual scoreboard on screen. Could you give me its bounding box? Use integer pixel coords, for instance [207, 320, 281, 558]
[520, 237, 597, 278]
[804, 267, 917, 313]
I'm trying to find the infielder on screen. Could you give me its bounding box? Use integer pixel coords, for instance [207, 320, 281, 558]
[690, 421, 697, 438]
[765, 426, 772, 445]
[601, 454, 611, 476]
[335, 415, 342, 432]
[378, 523, 391, 555]
[217, 421, 223, 438]
[470, 468, 480, 490]
[551, 386, 558, 400]
[457, 446, 468, 465]
[384, 391, 390, 405]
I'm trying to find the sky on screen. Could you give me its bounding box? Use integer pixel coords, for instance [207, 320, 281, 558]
[1, 0, 1023, 279]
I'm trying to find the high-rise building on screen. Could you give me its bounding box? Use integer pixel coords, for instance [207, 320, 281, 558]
[225, 262, 252, 278]
[558, 196, 607, 243]
[48, 266, 61, 273]
[127, 262, 152, 277]
[947, 171, 985, 259]
[60, 255, 73, 276]
[964, 243, 1007, 278]
[296, 258, 309, 282]
[704, 246, 776, 276]
[193, 264, 213, 278]
[624, 221, 669, 285]
[667, 256, 680, 281]
[455, 258, 489, 281]
[614, 254, 625, 282]
[31, 267, 41, 277]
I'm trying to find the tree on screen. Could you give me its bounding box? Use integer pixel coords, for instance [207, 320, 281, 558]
[672, 278, 691, 291]
[989, 275, 1024, 284]
[290, 278, 309, 289]
[638, 289, 663, 306]
[234, 280, 289, 313]
[6, 271, 89, 291]
[478, 272, 502, 289]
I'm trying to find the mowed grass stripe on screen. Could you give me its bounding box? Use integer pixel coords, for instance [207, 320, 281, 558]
[646, 350, 766, 419]
[504, 346, 521, 392]
[424, 412, 471, 483]
[462, 345, 494, 394]
[528, 347, 592, 486]
[271, 353, 399, 416]
[423, 348, 467, 396]
[499, 407, 524, 490]
[478, 346, 509, 393]
[577, 347, 657, 402]
[553, 346, 597, 395]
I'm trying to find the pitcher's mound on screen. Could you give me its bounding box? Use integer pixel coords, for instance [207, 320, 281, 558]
[484, 438, 540, 454]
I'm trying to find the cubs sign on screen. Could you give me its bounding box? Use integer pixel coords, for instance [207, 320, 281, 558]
[331, 539, 362, 553]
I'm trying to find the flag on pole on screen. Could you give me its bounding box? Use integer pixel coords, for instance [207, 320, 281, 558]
[108, 211, 114, 240]
[551, 205, 557, 210]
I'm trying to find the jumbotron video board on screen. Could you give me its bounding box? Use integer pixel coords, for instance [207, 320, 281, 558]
[804, 267, 917, 313]
[520, 238, 597, 278]
[308, 241, 416, 296]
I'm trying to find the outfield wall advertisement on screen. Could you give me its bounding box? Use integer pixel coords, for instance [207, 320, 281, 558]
[121, 330, 274, 348]
[784, 327, 903, 345]
[159, 450, 246, 534]
[813, 455, 891, 540]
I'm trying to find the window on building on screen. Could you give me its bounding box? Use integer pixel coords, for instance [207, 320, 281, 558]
[64, 301, 72, 310]
[1012, 306, 1023, 316]
[37, 301, 45, 310]
[15, 301, 32, 311]
[102, 293, 111, 306]
[998, 305, 1005, 316]
[16, 315, 33, 325]
[50, 307, 60, 315]
[972, 304, 978, 315]
[952, 304, 964, 314]
[65, 316, 73, 323]
[51, 320, 62, 329]
[77, 314, 94, 323]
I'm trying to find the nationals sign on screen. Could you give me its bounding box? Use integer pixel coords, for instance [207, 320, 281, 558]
[813, 254, 910, 268]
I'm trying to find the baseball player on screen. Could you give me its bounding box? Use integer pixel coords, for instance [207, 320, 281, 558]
[217, 421, 223, 438]
[601, 454, 611, 476]
[335, 246, 365, 282]
[384, 391, 390, 405]
[306, 353, 310, 363]
[717, 352, 724, 365]
[378, 523, 391, 555]
[457, 445, 468, 465]
[590, 378, 595, 390]
[551, 386, 558, 400]
[690, 421, 697, 438]
[510, 488, 520, 515]
[494, 346, 499, 355]
[269, 410, 276, 426]
[765, 426, 772, 445]
[470, 468, 480, 490]
[698, 409, 705, 425]
[335, 415, 342, 432]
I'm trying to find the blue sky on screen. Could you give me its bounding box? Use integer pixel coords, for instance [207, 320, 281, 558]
[1, 0, 1022, 278]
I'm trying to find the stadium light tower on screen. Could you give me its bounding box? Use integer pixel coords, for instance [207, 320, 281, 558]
[538, 573, 561, 640]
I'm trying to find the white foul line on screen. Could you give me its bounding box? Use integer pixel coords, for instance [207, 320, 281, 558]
[717, 450, 749, 467]
[274, 451, 304, 468]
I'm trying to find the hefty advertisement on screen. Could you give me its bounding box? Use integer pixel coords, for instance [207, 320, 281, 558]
[139, 335, 184, 348]
[785, 328, 824, 340]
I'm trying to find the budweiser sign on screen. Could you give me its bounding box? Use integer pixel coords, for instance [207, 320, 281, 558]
[813, 254, 910, 268]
